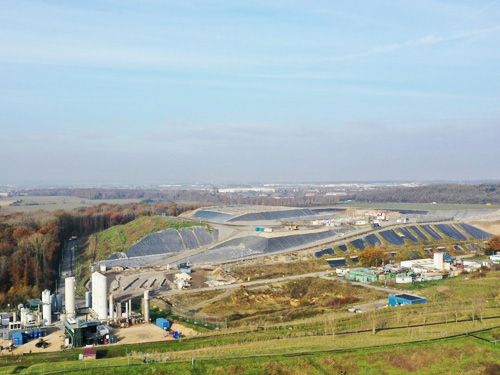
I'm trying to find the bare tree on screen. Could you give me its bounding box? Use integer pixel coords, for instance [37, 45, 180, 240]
[368, 304, 379, 334]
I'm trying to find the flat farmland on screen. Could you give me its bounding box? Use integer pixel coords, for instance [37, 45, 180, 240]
[0, 196, 142, 212]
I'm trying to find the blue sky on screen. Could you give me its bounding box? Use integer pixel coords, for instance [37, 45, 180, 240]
[1, 0, 500, 184]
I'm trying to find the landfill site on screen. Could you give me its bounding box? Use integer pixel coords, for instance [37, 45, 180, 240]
[97, 205, 499, 266]
[92, 205, 499, 299]
[1, 204, 499, 353]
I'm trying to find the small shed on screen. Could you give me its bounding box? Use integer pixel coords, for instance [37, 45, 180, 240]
[395, 275, 413, 284]
[82, 348, 97, 360]
[156, 318, 171, 330]
[389, 294, 427, 307]
[12, 332, 24, 346]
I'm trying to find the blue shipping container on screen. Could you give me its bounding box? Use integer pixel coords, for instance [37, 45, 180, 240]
[180, 268, 192, 274]
[156, 318, 171, 330]
[12, 332, 23, 346]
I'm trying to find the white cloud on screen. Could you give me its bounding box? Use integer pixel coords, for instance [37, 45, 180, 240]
[328, 25, 500, 61]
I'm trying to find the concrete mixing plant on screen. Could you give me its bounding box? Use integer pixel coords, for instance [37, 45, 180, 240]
[91, 272, 108, 320]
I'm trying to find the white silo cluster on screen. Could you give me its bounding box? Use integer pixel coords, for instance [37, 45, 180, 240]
[65, 277, 76, 318]
[91, 272, 108, 320]
[42, 289, 52, 325]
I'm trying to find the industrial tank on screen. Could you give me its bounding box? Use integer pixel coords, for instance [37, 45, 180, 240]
[42, 289, 52, 325]
[65, 277, 76, 318]
[91, 272, 108, 320]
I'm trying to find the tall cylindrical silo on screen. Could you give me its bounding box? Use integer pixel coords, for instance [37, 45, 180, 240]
[91, 272, 108, 320]
[20, 308, 29, 325]
[42, 289, 52, 325]
[65, 277, 76, 318]
[116, 302, 122, 319]
[143, 290, 150, 323]
[109, 294, 114, 320]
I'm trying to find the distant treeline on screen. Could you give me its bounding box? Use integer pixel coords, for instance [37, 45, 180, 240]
[15, 188, 341, 207]
[0, 201, 197, 308]
[344, 183, 500, 204]
[13, 183, 500, 205]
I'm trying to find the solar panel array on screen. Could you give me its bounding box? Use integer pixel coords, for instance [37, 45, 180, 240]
[364, 234, 382, 247]
[420, 225, 443, 240]
[326, 258, 348, 267]
[457, 223, 493, 240]
[379, 230, 405, 246]
[409, 226, 428, 241]
[350, 239, 365, 250]
[315, 248, 335, 258]
[338, 244, 348, 252]
[434, 224, 467, 240]
[124, 226, 218, 258]
[398, 227, 418, 243]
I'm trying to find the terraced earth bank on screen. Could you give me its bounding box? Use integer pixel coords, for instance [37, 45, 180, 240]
[184, 230, 340, 263]
[116, 226, 218, 258]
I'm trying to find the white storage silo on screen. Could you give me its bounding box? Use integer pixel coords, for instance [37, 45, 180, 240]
[116, 302, 122, 318]
[109, 294, 114, 319]
[433, 253, 444, 271]
[143, 290, 150, 323]
[65, 277, 76, 318]
[27, 313, 35, 324]
[20, 308, 29, 324]
[91, 272, 108, 320]
[42, 289, 52, 325]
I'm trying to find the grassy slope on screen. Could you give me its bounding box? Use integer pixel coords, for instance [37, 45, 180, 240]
[88, 216, 207, 257]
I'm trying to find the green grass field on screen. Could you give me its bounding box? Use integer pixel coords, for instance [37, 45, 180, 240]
[2, 324, 499, 374]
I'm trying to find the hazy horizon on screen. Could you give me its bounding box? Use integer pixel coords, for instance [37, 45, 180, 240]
[1, 1, 500, 184]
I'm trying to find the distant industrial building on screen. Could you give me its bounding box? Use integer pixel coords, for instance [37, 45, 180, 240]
[344, 268, 378, 283]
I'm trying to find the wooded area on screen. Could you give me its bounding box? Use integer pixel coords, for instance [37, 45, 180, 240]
[345, 183, 500, 204]
[0, 201, 195, 308]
